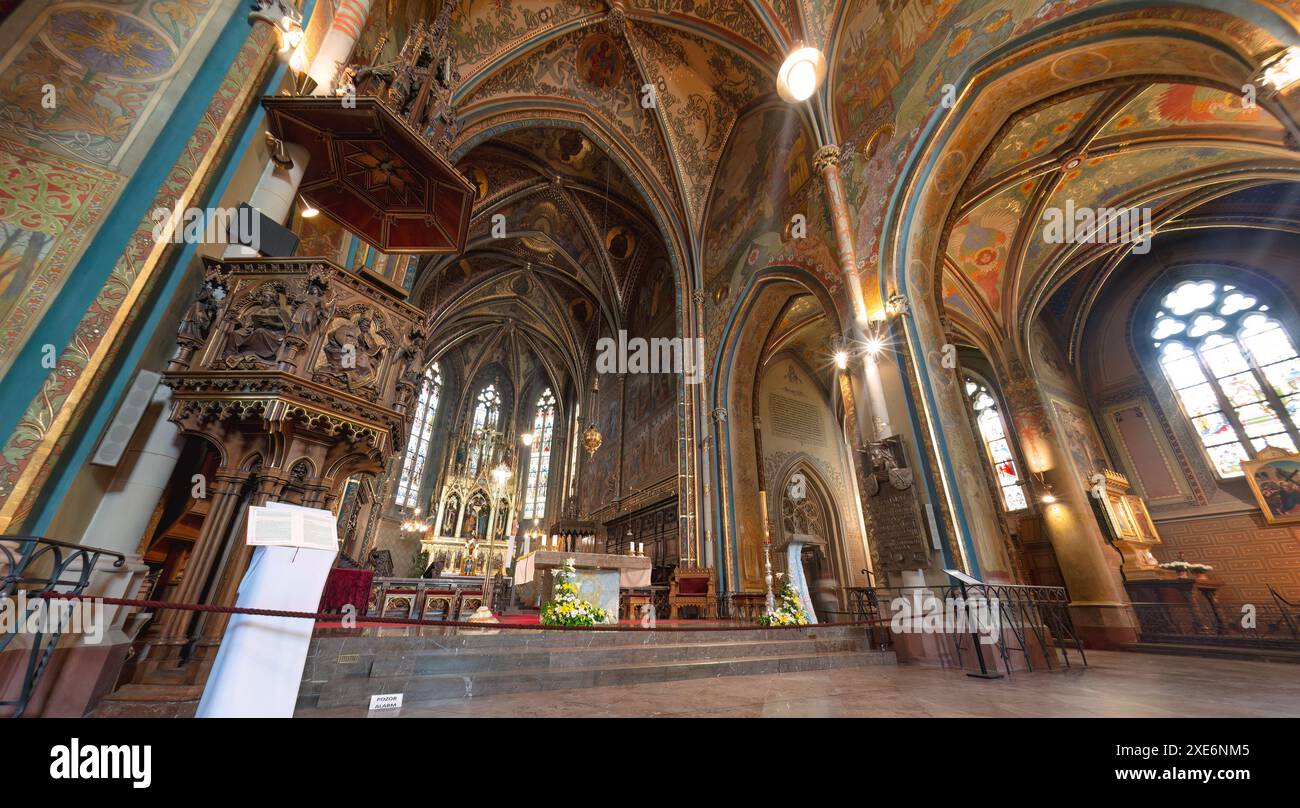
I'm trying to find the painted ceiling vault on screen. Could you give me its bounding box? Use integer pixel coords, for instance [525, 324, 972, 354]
[941, 79, 1300, 341]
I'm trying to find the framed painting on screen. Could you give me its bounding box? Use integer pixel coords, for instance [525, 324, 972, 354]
[1243, 448, 1300, 525]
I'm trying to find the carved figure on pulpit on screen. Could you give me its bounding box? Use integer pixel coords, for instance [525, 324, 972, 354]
[178, 283, 221, 345]
[320, 311, 387, 393]
[287, 281, 330, 341]
[225, 286, 289, 365]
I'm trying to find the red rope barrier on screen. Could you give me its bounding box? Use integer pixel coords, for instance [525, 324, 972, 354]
[35, 592, 883, 632]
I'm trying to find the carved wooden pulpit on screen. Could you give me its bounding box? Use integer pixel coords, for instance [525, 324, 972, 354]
[143, 256, 427, 674]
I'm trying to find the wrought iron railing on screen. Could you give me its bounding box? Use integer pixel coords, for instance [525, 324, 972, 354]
[1132, 588, 1300, 647]
[1, 535, 126, 717]
[866, 583, 1086, 673]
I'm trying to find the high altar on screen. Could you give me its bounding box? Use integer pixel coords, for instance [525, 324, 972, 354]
[513, 550, 652, 622]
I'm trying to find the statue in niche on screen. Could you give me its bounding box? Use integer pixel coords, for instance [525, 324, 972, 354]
[226, 286, 289, 365]
[320, 310, 387, 393]
[178, 283, 222, 345]
[287, 281, 330, 341]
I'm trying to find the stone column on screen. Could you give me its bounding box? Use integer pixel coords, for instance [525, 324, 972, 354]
[224, 0, 375, 258]
[80, 385, 185, 555]
[305, 0, 371, 94]
[814, 145, 891, 441]
[455, 496, 467, 539]
[1002, 359, 1138, 648]
[432, 491, 447, 542]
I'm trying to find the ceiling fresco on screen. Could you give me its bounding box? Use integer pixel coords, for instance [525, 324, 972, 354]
[941, 78, 1299, 334]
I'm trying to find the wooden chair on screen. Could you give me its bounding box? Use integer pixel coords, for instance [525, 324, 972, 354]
[669, 567, 715, 619]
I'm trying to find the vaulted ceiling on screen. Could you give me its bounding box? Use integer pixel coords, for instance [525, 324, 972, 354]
[941, 79, 1300, 348]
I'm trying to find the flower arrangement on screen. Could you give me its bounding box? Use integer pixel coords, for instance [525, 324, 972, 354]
[758, 573, 809, 626]
[540, 558, 612, 626]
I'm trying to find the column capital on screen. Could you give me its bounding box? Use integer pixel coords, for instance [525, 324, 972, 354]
[813, 144, 841, 172]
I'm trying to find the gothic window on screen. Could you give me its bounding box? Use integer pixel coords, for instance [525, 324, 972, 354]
[395, 363, 441, 508]
[1150, 277, 1300, 478]
[963, 376, 1029, 511]
[522, 389, 556, 520]
[467, 383, 501, 476]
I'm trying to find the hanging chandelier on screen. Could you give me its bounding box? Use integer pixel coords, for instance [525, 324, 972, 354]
[583, 421, 603, 459]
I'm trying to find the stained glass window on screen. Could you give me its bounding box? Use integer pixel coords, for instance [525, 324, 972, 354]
[467, 384, 501, 476]
[964, 376, 1028, 511]
[1151, 277, 1300, 477]
[395, 364, 441, 508]
[522, 389, 556, 520]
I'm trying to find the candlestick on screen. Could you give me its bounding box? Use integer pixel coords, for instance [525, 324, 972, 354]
[759, 490, 775, 614]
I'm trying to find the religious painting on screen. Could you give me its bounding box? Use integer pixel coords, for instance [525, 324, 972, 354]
[1243, 449, 1300, 525]
[576, 32, 622, 90]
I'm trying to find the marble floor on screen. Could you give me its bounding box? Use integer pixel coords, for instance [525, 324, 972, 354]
[295, 650, 1300, 718]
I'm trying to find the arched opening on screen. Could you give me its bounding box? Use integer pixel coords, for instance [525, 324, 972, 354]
[712, 269, 871, 605]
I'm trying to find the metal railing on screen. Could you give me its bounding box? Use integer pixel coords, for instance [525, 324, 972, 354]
[1, 535, 126, 717]
[1132, 587, 1300, 648]
[864, 583, 1086, 673]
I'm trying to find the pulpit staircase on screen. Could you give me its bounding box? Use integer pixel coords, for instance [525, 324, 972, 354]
[295, 623, 895, 713]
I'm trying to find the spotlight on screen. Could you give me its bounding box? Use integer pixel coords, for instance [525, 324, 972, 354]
[834, 350, 849, 370]
[777, 46, 826, 103]
[301, 204, 319, 218]
[1040, 493, 1057, 505]
[520, 432, 535, 447]
[865, 338, 884, 358]
[1261, 46, 1300, 93]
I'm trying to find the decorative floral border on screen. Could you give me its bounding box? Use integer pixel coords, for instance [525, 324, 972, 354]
[0, 23, 279, 530]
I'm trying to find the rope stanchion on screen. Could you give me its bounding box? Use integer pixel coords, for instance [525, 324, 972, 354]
[35, 592, 883, 632]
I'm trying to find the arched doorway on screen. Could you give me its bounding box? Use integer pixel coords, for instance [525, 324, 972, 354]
[775, 461, 849, 621]
[711, 269, 872, 603]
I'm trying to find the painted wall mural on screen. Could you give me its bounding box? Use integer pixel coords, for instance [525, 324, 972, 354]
[0, 0, 228, 375]
[0, 8, 275, 529]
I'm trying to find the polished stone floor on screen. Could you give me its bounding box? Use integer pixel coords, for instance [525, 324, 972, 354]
[295, 650, 1300, 718]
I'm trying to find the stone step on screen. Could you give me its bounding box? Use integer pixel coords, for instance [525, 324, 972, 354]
[302, 647, 896, 710]
[311, 622, 874, 653]
[91, 683, 203, 718]
[309, 636, 874, 681]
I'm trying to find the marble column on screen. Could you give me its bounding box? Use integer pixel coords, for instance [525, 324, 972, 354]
[224, 0, 374, 258]
[814, 145, 891, 442]
[1003, 359, 1138, 648]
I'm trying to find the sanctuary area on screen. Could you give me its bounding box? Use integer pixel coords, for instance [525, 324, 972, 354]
[2, 0, 1300, 720]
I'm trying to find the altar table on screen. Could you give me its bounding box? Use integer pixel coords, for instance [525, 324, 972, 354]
[513, 550, 652, 619]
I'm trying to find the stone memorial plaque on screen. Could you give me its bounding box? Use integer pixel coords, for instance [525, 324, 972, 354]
[864, 436, 932, 572]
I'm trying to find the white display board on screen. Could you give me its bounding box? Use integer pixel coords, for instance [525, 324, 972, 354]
[196, 503, 338, 718]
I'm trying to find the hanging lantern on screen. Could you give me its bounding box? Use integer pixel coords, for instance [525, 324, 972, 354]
[582, 421, 603, 459]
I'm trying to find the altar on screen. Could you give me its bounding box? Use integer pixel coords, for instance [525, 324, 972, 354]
[513, 550, 652, 620]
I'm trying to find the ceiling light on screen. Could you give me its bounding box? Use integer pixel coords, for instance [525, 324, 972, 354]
[777, 47, 826, 103]
[1261, 46, 1300, 92]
